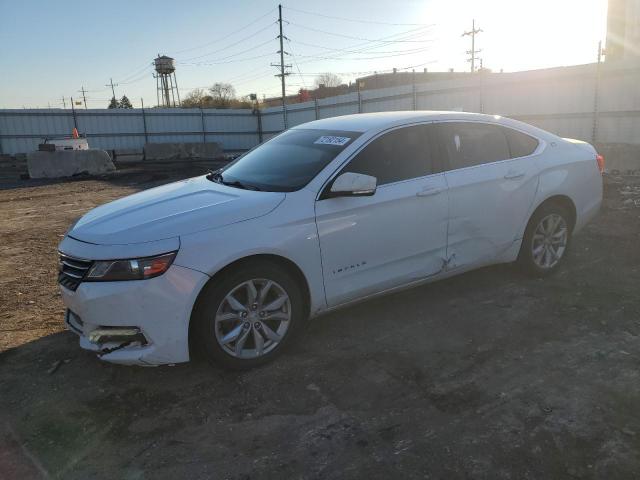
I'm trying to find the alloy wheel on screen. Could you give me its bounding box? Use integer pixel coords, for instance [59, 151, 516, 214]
[214, 278, 291, 359]
[531, 213, 568, 269]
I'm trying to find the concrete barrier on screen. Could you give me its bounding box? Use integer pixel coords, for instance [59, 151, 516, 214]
[144, 142, 223, 162]
[27, 149, 115, 179]
[113, 148, 144, 164]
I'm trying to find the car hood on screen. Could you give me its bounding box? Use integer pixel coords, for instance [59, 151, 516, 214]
[68, 175, 286, 245]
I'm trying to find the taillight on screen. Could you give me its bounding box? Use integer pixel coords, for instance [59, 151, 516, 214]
[596, 154, 605, 174]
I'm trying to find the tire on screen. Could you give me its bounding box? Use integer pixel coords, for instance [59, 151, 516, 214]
[518, 202, 572, 276]
[192, 260, 306, 369]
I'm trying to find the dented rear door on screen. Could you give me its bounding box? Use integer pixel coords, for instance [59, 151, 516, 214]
[436, 121, 540, 269]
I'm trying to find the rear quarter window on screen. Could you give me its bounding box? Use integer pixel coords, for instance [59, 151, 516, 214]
[505, 128, 539, 158]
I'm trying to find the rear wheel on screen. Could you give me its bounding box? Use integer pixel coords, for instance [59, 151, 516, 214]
[193, 261, 306, 369]
[518, 203, 572, 276]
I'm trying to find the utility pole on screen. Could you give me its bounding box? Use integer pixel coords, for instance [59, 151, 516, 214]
[61, 96, 66, 109]
[271, 4, 291, 128]
[78, 86, 88, 109]
[462, 19, 483, 73]
[593, 40, 604, 144]
[597, 39, 604, 63]
[70, 96, 78, 130]
[105, 78, 118, 101]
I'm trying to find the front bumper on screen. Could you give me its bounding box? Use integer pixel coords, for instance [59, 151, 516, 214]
[61, 264, 210, 365]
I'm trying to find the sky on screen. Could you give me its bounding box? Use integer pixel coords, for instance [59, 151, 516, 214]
[0, 0, 608, 109]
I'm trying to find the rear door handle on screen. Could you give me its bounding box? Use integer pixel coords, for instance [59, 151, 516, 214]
[504, 171, 525, 180]
[416, 187, 444, 197]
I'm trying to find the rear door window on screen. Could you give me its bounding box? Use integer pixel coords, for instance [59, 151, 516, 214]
[438, 122, 511, 170]
[342, 124, 435, 185]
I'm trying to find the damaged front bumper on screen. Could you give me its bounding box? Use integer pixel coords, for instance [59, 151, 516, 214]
[66, 310, 151, 359]
[60, 264, 210, 366]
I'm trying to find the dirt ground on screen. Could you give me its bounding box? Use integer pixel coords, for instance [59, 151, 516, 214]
[1, 168, 640, 479]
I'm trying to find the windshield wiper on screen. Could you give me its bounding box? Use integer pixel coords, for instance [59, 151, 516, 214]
[206, 170, 260, 191]
[221, 179, 261, 191]
[206, 169, 224, 183]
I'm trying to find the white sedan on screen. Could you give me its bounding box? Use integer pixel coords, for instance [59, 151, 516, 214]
[58, 111, 603, 368]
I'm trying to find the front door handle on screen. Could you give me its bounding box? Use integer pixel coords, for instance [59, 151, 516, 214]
[504, 171, 525, 180]
[416, 187, 444, 197]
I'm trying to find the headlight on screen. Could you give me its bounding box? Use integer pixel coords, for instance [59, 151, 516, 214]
[85, 252, 177, 281]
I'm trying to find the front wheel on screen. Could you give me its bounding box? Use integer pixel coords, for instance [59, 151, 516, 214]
[192, 260, 306, 369]
[518, 204, 572, 276]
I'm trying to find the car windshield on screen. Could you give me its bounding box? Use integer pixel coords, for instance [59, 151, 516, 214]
[217, 128, 361, 192]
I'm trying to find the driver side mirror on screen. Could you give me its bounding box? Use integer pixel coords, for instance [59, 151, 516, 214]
[329, 172, 377, 198]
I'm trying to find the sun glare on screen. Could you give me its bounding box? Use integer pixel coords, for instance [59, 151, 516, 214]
[424, 0, 608, 72]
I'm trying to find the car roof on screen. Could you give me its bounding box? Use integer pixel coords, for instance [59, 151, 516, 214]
[292, 111, 508, 133]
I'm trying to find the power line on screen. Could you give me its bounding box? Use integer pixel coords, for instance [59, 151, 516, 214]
[293, 45, 434, 62]
[283, 5, 431, 26]
[181, 22, 276, 62]
[117, 63, 153, 84]
[171, 8, 277, 54]
[277, 25, 434, 77]
[221, 24, 437, 94]
[180, 52, 276, 67]
[290, 30, 436, 68]
[185, 23, 433, 76]
[178, 39, 277, 66]
[181, 21, 434, 77]
[119, 69, 153, 85]
[290, 38, 434, 56]
[233, 68, 282, 87]
[285, 38, 307, 90]
[287, 22, 434, 43]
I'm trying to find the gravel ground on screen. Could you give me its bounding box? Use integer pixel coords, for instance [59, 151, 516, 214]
[1, 169, 639, 479]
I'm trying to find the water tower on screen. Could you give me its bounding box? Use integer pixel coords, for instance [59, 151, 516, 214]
[154, 55, 180, 107]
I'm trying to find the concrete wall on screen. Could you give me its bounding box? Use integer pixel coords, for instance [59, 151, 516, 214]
[1, 62, 639, 169]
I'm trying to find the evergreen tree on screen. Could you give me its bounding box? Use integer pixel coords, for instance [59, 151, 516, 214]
[108, 97, 118, 109]
[119, 95, 133, 109]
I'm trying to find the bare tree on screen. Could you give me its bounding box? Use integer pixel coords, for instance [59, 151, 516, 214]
[314, 73, 342, 88]
[209, 82, 236, 107]
[181, 88, 212, 107]
[181, 86, 252, 109]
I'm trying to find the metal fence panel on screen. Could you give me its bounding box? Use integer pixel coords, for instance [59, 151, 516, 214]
[285, 102, 317, 128]
[0, 109, 76, 154]
[483, 69, 596, 116]
[361, 85, 413, 113]
[261, 107, 286, 133]
[318, 92, 359, 118]
[145, 109, 202, 136]
[1, 62, 640, 155]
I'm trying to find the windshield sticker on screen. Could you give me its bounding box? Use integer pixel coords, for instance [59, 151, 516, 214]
[314, 135, 351, 146]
